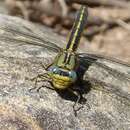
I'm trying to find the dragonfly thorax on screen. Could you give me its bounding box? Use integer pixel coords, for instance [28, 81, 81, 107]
[54, 51, 78, 70]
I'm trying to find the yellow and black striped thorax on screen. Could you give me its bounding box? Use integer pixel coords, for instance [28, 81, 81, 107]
[54, 51, 77, 70]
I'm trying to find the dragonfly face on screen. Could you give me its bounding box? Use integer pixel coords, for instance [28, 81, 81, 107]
[47, 51, 78, 89]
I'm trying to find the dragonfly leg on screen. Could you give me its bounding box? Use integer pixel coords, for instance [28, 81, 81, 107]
[67, 88, 83, 116]
[40, 62, 53, 70]
[28, 73, 51, 92]
[37, 80, 55, 92]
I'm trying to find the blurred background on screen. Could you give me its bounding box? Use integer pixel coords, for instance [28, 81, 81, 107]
[0, 0, 130, 63]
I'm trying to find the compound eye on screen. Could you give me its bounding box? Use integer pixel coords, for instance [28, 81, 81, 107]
[47, 66, 54, 72]
[48, 66, 59, 74]
[53, 67, 59, 74]
[69, 71, 77, 81]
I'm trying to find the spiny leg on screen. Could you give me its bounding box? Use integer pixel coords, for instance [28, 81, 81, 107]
[36, 80, 55, 92]
[28, 61, 54, 92]
[29, 73, 50, 92]
[67, 88, 83, 116]
[40, 62, 53, 70]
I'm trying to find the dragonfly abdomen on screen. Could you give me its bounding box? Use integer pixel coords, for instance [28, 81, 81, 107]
[66, 6, 88, 52]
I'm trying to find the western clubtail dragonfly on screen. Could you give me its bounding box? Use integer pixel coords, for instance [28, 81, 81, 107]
[0, 6, 130, 115]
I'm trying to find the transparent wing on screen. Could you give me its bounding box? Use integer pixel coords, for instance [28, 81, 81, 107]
[0, 25, 62, 53]
[78, 53, 130, 80]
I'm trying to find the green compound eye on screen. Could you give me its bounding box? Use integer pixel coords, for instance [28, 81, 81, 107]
[48, 66, 77, 81]
[69, 71, 77, 81]
[48, 66, 59, 74]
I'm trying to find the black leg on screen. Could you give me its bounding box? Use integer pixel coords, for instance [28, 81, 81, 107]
[36, 80, 55, 92]
[28, 73, 51, 92]
[40, 62, 53, 70]
[67, 88, 84, 116]
[29, 79, 47, 92]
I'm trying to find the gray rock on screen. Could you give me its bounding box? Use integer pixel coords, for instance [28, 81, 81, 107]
[0, 14, 130, 130]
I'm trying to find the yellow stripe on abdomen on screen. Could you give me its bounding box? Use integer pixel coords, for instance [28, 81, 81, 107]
[66, 6, 88, 52]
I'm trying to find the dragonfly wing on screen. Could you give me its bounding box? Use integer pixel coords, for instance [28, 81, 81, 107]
[78, 53, 130, 100]
[0, 22, 62, 53]
[78, 53, 130, 76]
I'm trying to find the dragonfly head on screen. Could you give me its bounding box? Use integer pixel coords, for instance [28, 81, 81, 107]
[47, 66, 77, 89]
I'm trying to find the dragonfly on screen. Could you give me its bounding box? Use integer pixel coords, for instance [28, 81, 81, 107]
[0, 5, 130, 115]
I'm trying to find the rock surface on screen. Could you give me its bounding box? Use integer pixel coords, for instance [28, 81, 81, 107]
[0, 14, 130, 130]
